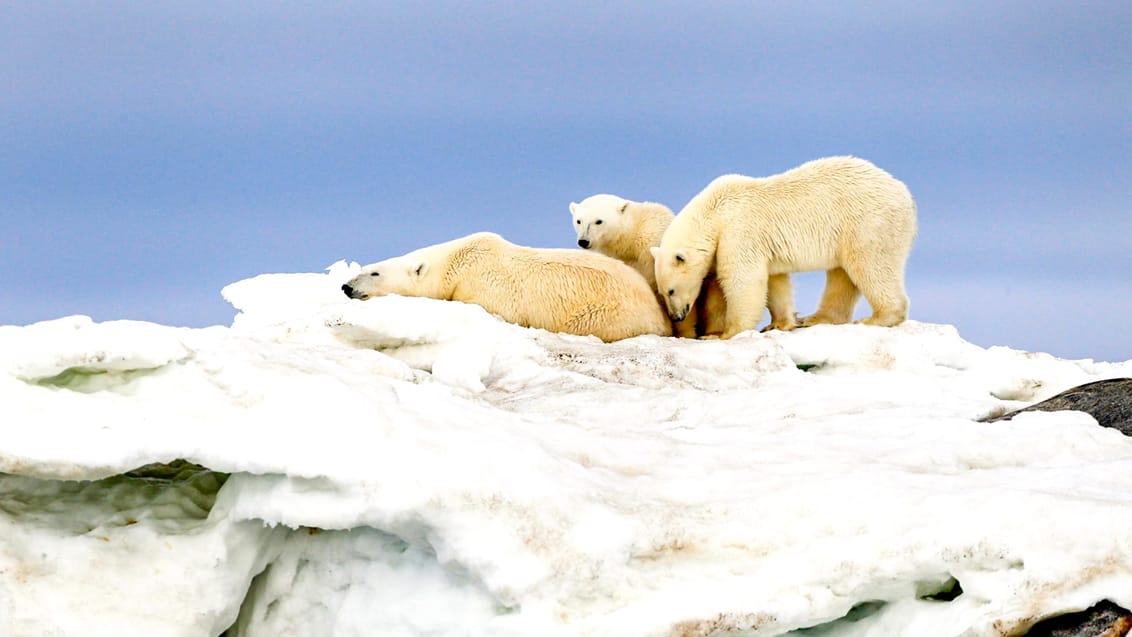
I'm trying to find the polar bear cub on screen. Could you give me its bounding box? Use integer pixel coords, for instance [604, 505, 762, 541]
[569, 195, 795, 337]
[570, 195, 672, 289]
[652, 156, 917, 339]
[342, 232, 672, 342]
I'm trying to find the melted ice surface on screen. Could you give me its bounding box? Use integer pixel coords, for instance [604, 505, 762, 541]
[1, 262, 1130, 637]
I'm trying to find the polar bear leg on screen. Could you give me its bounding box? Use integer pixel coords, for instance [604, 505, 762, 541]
[761, 274, 798, 332]
[720, 266, 769, 339]
[800, 267, 860, 327]
[844, 257, 909, 327]
[699, 277, 727, 337]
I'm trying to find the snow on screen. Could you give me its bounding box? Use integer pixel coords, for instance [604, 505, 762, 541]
[1, 261, 1131, 637]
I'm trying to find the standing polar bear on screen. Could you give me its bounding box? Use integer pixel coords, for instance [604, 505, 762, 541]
[652, 156, 917, 339]
[341, 232, 672, 342]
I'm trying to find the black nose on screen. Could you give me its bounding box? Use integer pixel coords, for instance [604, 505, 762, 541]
[578, 239, 590, 249]
[341, 283, 354, 297]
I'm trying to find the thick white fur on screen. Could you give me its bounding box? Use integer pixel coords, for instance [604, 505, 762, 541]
[652, 156, 917, 339]
[343, 232, 672, 342]
[570, 195, 673, 289]
[570, 194, 793, 337]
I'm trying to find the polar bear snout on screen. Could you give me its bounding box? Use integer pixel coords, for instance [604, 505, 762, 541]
[669, 303, 690, 323]
[342, 283, 366, 300]
[578, 239, 591, 249]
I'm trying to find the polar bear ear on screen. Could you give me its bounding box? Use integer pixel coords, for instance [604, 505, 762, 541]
[618, 202, 629, 213]
[569, 202, 579, 215]
[649, 246, 660, 259]
[410, 261, 429, 277]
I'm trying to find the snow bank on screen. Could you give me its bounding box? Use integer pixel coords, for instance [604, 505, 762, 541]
[1, 264, 1130, 636]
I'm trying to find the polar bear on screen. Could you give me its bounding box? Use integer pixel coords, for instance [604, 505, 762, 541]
[569, 194, 795, 336]
[341, 232, 672, 342]
[651, 156, 917, 339]
[570, 195, 672, 289]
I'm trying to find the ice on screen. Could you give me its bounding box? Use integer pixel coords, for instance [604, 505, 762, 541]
[1, 264, 1131, 636]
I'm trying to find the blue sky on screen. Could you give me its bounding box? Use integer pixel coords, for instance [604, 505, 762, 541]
[3, 2, 1129, 362]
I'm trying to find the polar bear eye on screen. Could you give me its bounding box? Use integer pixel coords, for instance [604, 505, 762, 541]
[667, 289, 675, 296]
[370, 272, 380, 277]
[575, 219, 581, 225]
[595, 219, 603, 225]
[675, 255, 685, 264]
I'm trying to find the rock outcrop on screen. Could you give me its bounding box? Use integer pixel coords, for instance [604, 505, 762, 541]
[983, 378, 1132, 436]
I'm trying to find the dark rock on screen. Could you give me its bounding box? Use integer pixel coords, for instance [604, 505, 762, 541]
[978, 381, 1132, 635]
[983, 382, 1132, 633]
[981, 378, 1132, 436]
[1025, 600, 1132, 636]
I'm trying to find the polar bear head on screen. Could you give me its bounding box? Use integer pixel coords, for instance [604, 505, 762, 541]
[650, 245, 712, 323]
[569, 194, 630, 251]
[341, 251, 433, 301]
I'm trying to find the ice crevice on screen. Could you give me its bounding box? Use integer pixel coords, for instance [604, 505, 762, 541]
[0, 459, 518, 637]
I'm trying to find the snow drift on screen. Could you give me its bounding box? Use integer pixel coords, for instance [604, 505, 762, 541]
[1, 261, 1130, 637]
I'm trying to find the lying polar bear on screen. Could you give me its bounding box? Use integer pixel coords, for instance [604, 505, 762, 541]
[342, 231, 672, 342]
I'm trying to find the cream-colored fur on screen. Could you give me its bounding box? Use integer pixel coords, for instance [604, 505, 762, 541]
[570, 195, 672, 289]
[652, 156, 917, 339]
[343, 232, 672, 342]
[570, 194, 796, 337]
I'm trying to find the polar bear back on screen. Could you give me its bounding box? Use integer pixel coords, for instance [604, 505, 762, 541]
[447, 234, 673, 341]
[674, 156, 917, 274]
